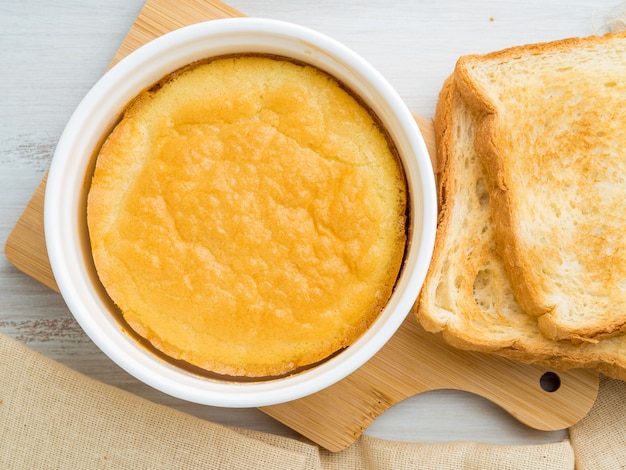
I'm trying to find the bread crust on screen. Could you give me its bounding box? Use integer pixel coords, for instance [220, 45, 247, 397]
[416, 73, 626, 381]
[455, 31, 626, 342]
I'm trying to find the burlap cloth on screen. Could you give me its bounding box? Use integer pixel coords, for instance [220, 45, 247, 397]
[0, 333, 623, 469]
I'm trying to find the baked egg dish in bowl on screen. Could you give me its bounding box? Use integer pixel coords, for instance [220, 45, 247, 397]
[44, 18, 437, 407]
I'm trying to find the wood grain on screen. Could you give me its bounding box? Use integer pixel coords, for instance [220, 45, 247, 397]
[112, 0, 243, 67]
[5, 174, 57, 291]
[3, 0, 599, 452]
[263, 314, 598, 451]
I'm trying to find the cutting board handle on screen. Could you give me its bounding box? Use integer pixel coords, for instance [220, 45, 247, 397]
[262, 311, 599, 451]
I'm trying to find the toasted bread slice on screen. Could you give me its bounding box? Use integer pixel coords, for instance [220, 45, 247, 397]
[454, 32, 626, 342]
[416, 75, 626, 381]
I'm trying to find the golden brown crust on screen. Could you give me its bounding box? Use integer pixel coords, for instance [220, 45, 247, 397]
[415, 76, 460, 334]
[88, 56, 407, 377]
[455, 31, 626, 342]
[416, 71, 626, 382]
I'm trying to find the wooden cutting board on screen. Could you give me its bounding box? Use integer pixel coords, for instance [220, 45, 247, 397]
[4, 0, 599, 453]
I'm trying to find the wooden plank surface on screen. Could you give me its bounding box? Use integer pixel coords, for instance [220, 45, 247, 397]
[5, 174, 57, 291]
[2, 0, 600, 452]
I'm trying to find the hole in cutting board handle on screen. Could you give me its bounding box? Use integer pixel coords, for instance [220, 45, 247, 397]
[539, 371, 561, 392]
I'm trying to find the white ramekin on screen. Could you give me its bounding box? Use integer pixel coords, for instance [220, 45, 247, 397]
[45, 18, 437, 407]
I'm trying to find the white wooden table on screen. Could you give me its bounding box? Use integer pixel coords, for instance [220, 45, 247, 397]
[1, 0, 621, 446]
